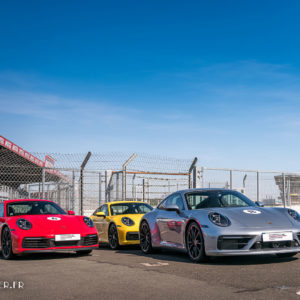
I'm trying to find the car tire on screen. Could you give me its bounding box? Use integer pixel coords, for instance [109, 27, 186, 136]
[185, 222, 207, 263]
[76, 249, 93, 255]
[276, 252, 298, 258]
[140, 221, 153, 254]
[1, 227, 14, 260]
[108, 224, 119, 250]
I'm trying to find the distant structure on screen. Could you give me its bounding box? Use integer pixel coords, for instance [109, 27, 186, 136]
[262, 196, 277, 206]
[274, 174, 300, 205]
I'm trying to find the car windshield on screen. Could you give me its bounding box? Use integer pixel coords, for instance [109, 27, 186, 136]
[110, 203, 153, 216]
[185, 190, 256, 209]
[6, 201, 66, 216]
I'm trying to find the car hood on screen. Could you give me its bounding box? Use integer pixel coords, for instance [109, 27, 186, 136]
[198, 207, 294, 228]
[10, 214, 91, 234]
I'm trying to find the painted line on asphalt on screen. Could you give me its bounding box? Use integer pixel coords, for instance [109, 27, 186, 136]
[296, 290, 300, 296]
[140, 262, 169, 267]
[275, 286, 290, 291]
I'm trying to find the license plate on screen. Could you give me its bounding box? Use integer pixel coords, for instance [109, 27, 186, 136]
[262, 231, 293, 242]
[55, 234, 81, 241]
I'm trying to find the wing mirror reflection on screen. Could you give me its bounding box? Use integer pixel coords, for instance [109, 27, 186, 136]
[165, 204, 180, 214]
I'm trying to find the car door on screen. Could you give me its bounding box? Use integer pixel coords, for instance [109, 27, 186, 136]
[156, 193, 186, 248]
[92, 205, 109, 242]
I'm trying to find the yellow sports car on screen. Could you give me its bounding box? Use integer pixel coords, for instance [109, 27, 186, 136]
[90, 201, 153, 249]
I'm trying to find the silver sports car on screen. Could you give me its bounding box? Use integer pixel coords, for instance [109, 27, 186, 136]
[139, 189, 300, 262]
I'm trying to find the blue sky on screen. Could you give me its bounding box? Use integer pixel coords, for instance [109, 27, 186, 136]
[1, 0, 300, 170]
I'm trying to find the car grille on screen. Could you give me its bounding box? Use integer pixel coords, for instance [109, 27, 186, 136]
[217, 235, 254, 250]
[126, 232, 139, 241]
[82, 234, 98, 245]
[22, 235, 98, 249]
[54, 241, 80, 247]
[251, 240, 298, 250]
[22, 238, 50, 249]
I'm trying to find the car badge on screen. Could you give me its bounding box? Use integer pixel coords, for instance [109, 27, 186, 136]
[243, 210, 261, 215]
[47, 217, 61, 221]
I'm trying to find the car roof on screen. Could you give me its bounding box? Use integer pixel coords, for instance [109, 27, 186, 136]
[107, 201, 149, 205]
[3, 199, 54, 203]
[176, 188, 233, 194]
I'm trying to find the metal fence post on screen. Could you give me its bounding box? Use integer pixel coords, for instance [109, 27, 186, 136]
[57, 182, 61, 206]
[122, 153, 137, 201]
[201, 167, 204, 188]
[41, 167, 45, 199]
[257, 171, 260, 202]
[132, 174, 136, 201]
[142, 179, 145, 202]
[282, 173, 286, 208]
[80, 152, 92, 215]
[188, 157, 198, 189]
[80, 172, 83, 213]
[105, 170, 112, 202]
[99, 172, 102, 207]
[71, 171, 75, 212]
[287, 178, 291, 207]
[116, 172, 120, 200]
[193, 166, 201, 188]
[229, 170, 233, 189]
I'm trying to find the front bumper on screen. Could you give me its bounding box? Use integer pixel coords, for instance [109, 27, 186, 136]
[12, 232, 99, 254]
[206, 247, 300, 256]
[22, 247, 96, 254]
[203, 227, 300, 256]
[117, 225, 140, 245]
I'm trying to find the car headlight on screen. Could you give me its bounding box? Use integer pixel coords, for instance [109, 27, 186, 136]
[121, 217, 135, 226]
[288, 209, 300, 222]
[208, 212, 231, 227]
[16, 218, 32, 230]
[83, 217, 94, 228]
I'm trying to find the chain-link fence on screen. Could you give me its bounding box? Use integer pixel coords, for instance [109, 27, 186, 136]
[199, 167, 300, 211]
[2, 138, 300, 216]
[0, 145, 196, 215]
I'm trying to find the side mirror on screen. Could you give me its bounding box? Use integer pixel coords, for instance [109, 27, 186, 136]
[165, 204, 180, 214]
[96, 212, 106, 218]
[255, 201, 264, 207]
[67, 210, 75, 215]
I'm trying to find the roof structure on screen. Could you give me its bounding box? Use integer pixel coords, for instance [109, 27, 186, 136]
[0, 135, 69, 188]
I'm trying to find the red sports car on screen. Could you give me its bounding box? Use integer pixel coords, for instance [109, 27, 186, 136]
[0, 199, 99, 259]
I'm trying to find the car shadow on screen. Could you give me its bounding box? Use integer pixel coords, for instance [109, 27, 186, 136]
[0, 252, 84, 261]
[95, 245, 299, 265]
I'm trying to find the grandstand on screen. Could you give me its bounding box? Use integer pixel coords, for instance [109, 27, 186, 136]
[0, 135, 71, 203]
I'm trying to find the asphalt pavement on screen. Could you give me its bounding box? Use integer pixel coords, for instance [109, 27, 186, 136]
[1, 246, 300, 299]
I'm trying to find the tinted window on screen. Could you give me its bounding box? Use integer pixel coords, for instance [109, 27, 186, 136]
[185, 191, 255, 209]
[6, 201, 66, 216]
[100, 205, 109, 216]
[110, 203, 152, 216]
[162, 194, 185, 210]
[0, 203, 3, 217]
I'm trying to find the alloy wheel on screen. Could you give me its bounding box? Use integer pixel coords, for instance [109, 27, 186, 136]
[108, 225, 119, 249]
[2, 227, 13, 259]
[186, 223, 204, 262]
[140, 222, 151, 253]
